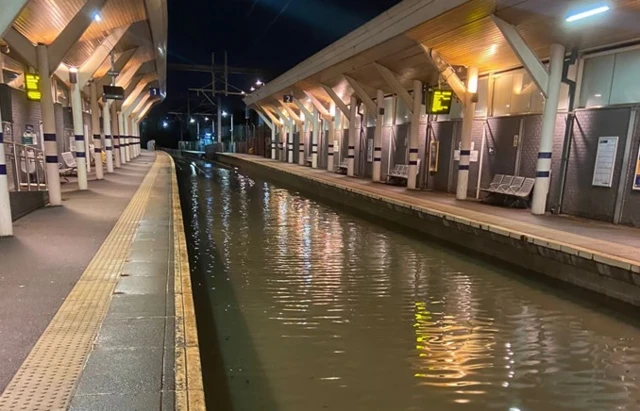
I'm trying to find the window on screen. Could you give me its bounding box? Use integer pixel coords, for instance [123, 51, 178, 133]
[610, 49, 640, 105]
[383, 96, 394, 126]
[395, 94, 411, 125]
[579, 54, 614, 108]
[474, 77, 489, 118]
[491, 69, 544, 116]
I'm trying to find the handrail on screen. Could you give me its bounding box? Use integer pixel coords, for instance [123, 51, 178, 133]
[3, 142, 48, 192]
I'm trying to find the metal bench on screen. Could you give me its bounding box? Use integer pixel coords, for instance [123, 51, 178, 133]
[306, 156, 312, 167]
[59, 151, 77, 182]
[387, 164, 409, 183]
[482, 174, 535, 208]
[336, 159, 349, 174]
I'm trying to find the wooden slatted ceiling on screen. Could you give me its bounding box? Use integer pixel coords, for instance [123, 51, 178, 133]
[257, 0, 640, 106]
[13, 0, 86, 45]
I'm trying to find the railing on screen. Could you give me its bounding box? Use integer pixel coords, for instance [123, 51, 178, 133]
[3, 142, 48, 192]
[178, 141, 205, 152]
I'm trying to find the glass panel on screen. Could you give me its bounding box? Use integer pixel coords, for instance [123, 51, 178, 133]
[610, 49, 640, 105]
[474, 77, 489, 118]
[383, 97, 394, 126]
[395, 95, 410, 125]
[492, 72, 513, 116]
[578, 54, 614, 108]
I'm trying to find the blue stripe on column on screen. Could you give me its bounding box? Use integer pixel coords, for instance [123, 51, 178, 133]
[46, 155, 58, 163]
[328, 144, 334, 148]
[373, 158, 381, 162]
[114, 145, 120, 149]
[299, 143, 304, 146]
[75, 135, 84, 141]
[538, 152, 552, 159]
[459, 165, 470, 170]
[408, 160, 418, 165]
[105, 135, 112, 139]
[460, 150, 471, 156]
[44, 133, 56, 142]
[0, 164, 6, 175]
[374, 147, 382, 151]
[95, 148, 102, 153]
[328, 153, 334, 156]
[76, 151, 86, 158]
[0, 132, 3, 143]
[312, 143, 318, 147]
[106, 147, 113, 151]
[348, 145, 355, 150]
[347, 155, 355, 158]
[536, 171, 550, 178]
[409, 148, 419, 154]
[93, 134, 101, 139]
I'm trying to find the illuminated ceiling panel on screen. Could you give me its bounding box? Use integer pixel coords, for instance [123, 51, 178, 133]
[13, 0, 86, 45]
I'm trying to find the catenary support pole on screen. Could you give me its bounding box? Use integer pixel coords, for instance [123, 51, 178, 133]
[456, 67, 478, 200]
[0, 62, 12, 236]
[89, 82, 104, 179]
[36, 44, 62, 206]
[118, 112, 127, 164]
[103, 101, 114, 173]
[347, 96, 358, 177]
[312, 108, 319, 169]
[287, 118, 294, 163]
[373, 90, 384, 182]
[299, 117, 307, 166]
[111, 103, 121, 168]
[69, 69, 87, 190]
[408, 80, 422, 190]
[531, 44, 565, 215]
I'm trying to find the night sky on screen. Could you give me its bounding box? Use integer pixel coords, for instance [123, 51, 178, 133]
[147, 0, 402, 145]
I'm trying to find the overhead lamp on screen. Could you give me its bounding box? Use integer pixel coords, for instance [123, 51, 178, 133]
[205, 117, 209, 121]
[241, 91, 245, 95]
[162, 121, 169, 129]
[565, 4, 610, 22]
[250, 86, 255, 91]
[256, 80, 263, 86]
[93, 13, 102, 22]
[190, 118, 195, 123]
[222, 111, 228, 117]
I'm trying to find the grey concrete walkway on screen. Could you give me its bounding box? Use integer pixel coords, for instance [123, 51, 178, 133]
[0, 154, 155, 393]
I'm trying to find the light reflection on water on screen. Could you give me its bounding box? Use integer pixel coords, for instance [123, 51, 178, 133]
[177, 159, 640, 411]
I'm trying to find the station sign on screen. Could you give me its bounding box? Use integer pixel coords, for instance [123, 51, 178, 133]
[149, 87, 160, 97]
[103, 85, 125, 100]
[429, 89, 453, 115]
[283, 94, 293, 103]
[25, 73, 41, 102]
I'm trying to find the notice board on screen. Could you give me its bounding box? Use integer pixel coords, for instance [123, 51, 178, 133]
[592, 136, 618, 188]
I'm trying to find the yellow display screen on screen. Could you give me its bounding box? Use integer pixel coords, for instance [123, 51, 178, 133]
[25, 74, 41, 102]
[430, 89, 453, 115]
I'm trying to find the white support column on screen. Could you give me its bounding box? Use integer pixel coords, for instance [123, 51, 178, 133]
[408, 80, 422, 190]
[90, 82, 104, 180]
[299, 117, 307, 166]
[111, 103, 121, 168]
[0, 69, 12, 236]
[69, 69, 87, 190]
[287, 119, 294, 163]
[36, 45, 62, 206]
[373, 89, 384, 182]
[118, 112, 128, 164]
[270, 126, 277, 159]
[531, 44, 565, 215]
[327, 103, 336, 172]
[456, 67, 479, 200]
[347, 96, 358, 177]
[103, 101, 114, 173]
[311, 107, 319, 169]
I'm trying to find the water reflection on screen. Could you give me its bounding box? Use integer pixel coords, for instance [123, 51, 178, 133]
[176, 158, 640, 411]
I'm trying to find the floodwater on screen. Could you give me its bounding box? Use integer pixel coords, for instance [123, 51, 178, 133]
[175, 157, 640, 411]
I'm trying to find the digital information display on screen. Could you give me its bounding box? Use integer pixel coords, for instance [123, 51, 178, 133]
[25, 74, 41, 102]
[429, 89, 453, 115]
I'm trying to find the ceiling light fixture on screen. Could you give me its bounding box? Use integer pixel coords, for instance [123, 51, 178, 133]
[566, 4, 610, 22]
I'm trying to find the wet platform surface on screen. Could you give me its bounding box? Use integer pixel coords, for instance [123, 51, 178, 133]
[222, 154, 640, 266]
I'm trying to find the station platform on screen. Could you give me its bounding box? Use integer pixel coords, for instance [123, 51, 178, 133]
[219, 154, 640, 306]
[0, 152, 204, 411]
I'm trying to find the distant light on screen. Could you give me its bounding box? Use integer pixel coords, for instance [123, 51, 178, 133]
[190, 118, 195, 123]
[162, 121, 168, 129]
[241, 91, 245, 95]
[250, 87, 255, 91]
[566, 5, 610, 22]
[69, 66, 78, 73]
[205, 117, 209, 121]
[222, 111, 228, 117]
[307, 98, 312, 103]
[594, 93, 602, 97]
[157, 46, 164, 56]
[489, 44, 498, 55]
[93, 13, 102, 22]
[256, 80, 263, 86]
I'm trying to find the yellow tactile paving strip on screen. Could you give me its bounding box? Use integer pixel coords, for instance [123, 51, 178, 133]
[225, 154, 640, 273]
[168, 155, 206, 410]
[0, 157, 162, 411]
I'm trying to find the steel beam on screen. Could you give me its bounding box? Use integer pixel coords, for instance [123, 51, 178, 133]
[303, 91, 331, 120]
[320, 84, 350, 117]
[344, 75, 376, 114]
[373, 62, 413, 114]
[419, 45, 469, 104]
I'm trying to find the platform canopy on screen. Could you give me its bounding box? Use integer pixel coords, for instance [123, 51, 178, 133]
[245, 0, 640, 109]
[1, 0, 167, 113]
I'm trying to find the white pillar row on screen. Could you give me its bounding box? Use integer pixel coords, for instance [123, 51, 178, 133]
[118, 112, 127, 164]
[111, 103, 121, 168]
[287, 119, 294, 163]
[408, 79, 423, 190]
[36, 44, 62, 206]
[103, 101, 114, 173]
[0, 80, 12, 236]
[373, 89, 384, 182]
[270, 125, 276, 159]
[531, 44, 565, 215]
[311, 108, 319, 169]
[298, 117, 307, 166]
[347, 96, 358, 177]
[89, 82, 104, 180]
[69, 69, 88, 190]
[456, 67, 479, 200]
[280, 122, 286, 162]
